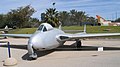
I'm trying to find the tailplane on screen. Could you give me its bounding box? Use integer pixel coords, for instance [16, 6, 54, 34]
[4, 25, 11, 33]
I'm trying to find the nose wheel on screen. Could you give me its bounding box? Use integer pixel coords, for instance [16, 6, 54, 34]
[29, 53, 37, 60]
[27, 44, 38, 60]
[76, 39, 82, 48]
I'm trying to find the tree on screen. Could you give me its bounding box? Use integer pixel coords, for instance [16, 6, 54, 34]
[115, 18, 120, 22]
[29, 18, 40, 27]
[41, 8, 59, 27]
[75, 11, 87, 25]
[0, 14, 5, 28]
[58, 11, 70, 26]
[41, 8, 97, 26]
[0, 14, 10, 28]
[7, 5, 35, 28]
[86, 16, 97, 26]
[69, 10, 77, 25]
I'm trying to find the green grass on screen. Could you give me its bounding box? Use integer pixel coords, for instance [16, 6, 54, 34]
[63, 26, 120, 38]
[8, 28, 36, 34]
[63, 26, 120, 33]
[8, 26, 120, 34]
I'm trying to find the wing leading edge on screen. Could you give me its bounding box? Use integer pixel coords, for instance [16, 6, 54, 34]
[0, 34, 32, 38]
[57, 33, 120, 41]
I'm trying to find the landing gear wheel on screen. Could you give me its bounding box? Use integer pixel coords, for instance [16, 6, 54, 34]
[76, 40, 82, 48]
[29, 53, 37, 60]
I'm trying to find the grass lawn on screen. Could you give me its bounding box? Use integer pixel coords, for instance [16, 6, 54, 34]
[8, 28, 36, 34]
[8, 26, 120, 34]
[62, 26, 120, 33]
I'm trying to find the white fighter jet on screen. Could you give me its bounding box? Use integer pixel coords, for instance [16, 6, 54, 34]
[0, 23, 120, 59]
[0, 25, 12, 34]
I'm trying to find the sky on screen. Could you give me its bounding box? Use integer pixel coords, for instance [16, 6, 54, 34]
[0, 0, 120, 20]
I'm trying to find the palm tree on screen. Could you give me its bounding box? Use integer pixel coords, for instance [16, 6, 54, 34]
[70, 10, 77, 25]
[59, 11, 70, 26]
[44, 8, 59, 27]
[77, 11, 87, 26]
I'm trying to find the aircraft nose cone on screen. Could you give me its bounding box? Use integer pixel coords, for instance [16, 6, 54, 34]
[28, 35, 37, 45]
[28, 35, 42, 47]
[28, 34, 44, 49]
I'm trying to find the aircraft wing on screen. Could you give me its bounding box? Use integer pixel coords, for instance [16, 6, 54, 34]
[57, 33, 120, 41]
[0, 34, 32, 38]
[0, 28, 12, 31]
[64, 30, 84, 33]
[0, 29, 6, 31]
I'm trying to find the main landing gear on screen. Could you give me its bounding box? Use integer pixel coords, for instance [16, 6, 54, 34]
[76, 39, 82, 48]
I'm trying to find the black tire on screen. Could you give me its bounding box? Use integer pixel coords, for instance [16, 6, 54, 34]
[76, 40, 82, 48]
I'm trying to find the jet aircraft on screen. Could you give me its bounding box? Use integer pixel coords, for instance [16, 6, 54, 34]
[96, 15, 120, 26]
[0, 23, 120, 59]
[0, 25, 12, 34]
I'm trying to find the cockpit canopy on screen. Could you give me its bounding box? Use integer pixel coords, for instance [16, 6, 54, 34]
[37, 23, 53, 32]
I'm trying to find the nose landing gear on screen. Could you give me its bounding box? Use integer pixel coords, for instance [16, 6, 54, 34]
[29, 53, 37, 60]
[27, 44, 37, 60]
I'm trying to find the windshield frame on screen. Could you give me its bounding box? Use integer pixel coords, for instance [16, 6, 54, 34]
[37, 25, 47, 32]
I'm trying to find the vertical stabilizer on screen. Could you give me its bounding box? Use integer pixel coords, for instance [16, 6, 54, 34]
[96, 15, 112, 26]
[96, 15, 106, 23]
[83, 24, 86, 34]
[59, 21, 62, 30]
[4, 25, 9, 34]
[5, 25, 8, 30]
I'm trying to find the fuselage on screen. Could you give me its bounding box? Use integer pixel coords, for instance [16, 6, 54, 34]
[100, 21, 111, 26]
[28, 28, 65, 51]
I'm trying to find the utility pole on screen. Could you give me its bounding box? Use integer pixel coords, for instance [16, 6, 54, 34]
[116, 11, 117, 20]
[112, 14, 114, 21]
